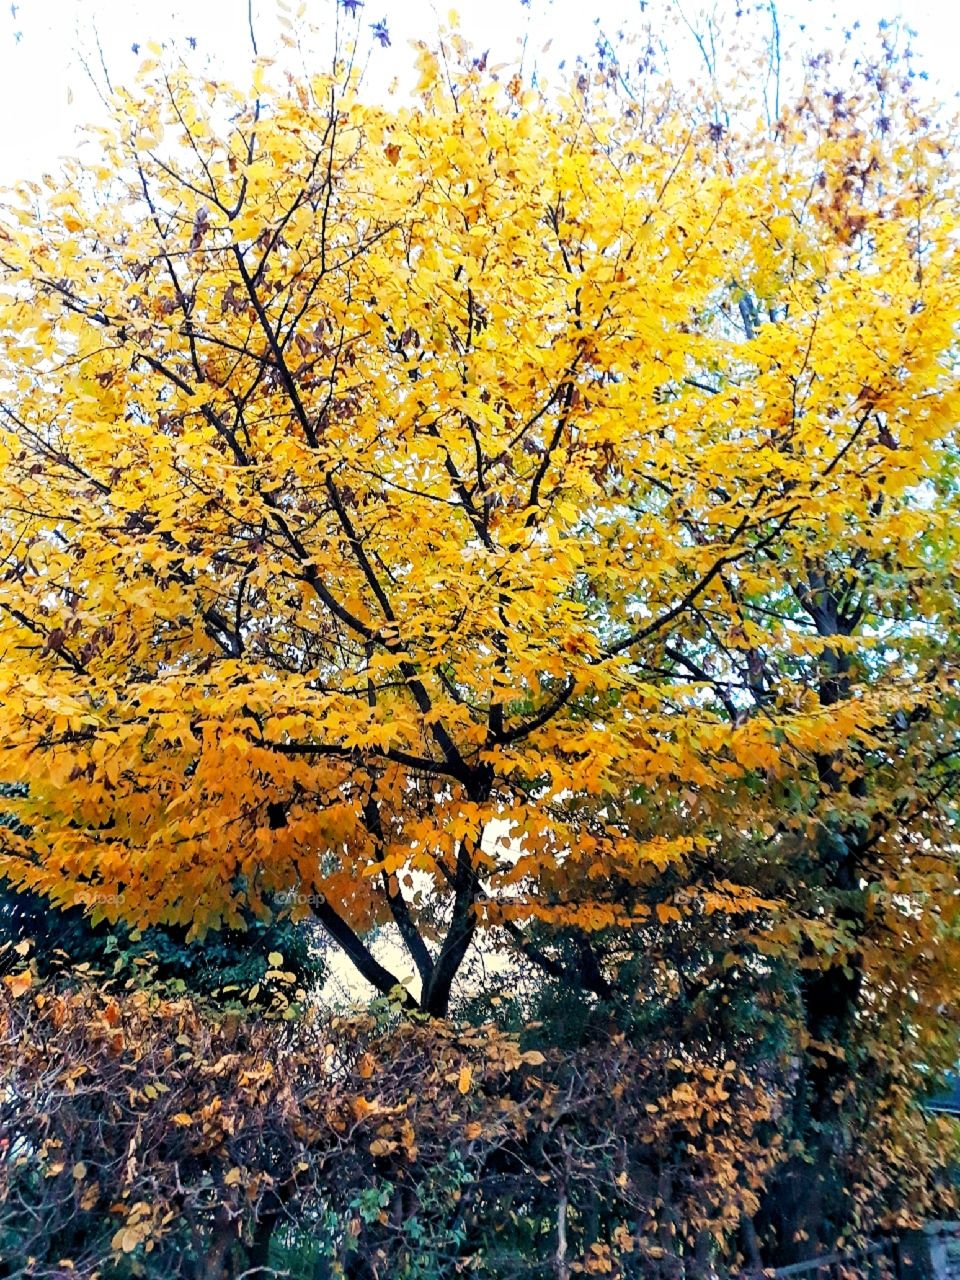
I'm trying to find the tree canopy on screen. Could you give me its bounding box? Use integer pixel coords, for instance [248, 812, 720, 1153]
[0, 16, 958, 1020]
[2, 8, 960, 1271]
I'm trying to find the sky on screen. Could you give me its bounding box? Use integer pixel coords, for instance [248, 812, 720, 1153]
[0, 0, 957, 184]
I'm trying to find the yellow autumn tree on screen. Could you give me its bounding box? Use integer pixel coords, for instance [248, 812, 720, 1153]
[0, 21, 958, 1027]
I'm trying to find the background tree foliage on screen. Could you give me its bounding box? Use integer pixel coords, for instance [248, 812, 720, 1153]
[1, 3, 960, 1273]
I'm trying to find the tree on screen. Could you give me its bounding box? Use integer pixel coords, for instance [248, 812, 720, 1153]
[0, 7, 957, 1085]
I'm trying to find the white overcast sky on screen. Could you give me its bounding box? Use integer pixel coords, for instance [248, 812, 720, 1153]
[0, 0, 956, 184]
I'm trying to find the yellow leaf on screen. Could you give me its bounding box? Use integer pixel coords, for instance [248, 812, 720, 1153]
[656, 903, 682, 924]
[4, 970, 32, 998]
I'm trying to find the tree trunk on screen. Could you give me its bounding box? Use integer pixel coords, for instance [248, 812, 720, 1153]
[757, 573, 866, 1265]
[243, 1209, 278, 1276]
[200, 1208, 238, 1280]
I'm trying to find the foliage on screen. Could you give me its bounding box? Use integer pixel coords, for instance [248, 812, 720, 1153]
[0, 7, 959, 1267]
[1, 783, 323, 1008]
[1, 14, 958, 1012]
[0, 974, 788, 1279]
